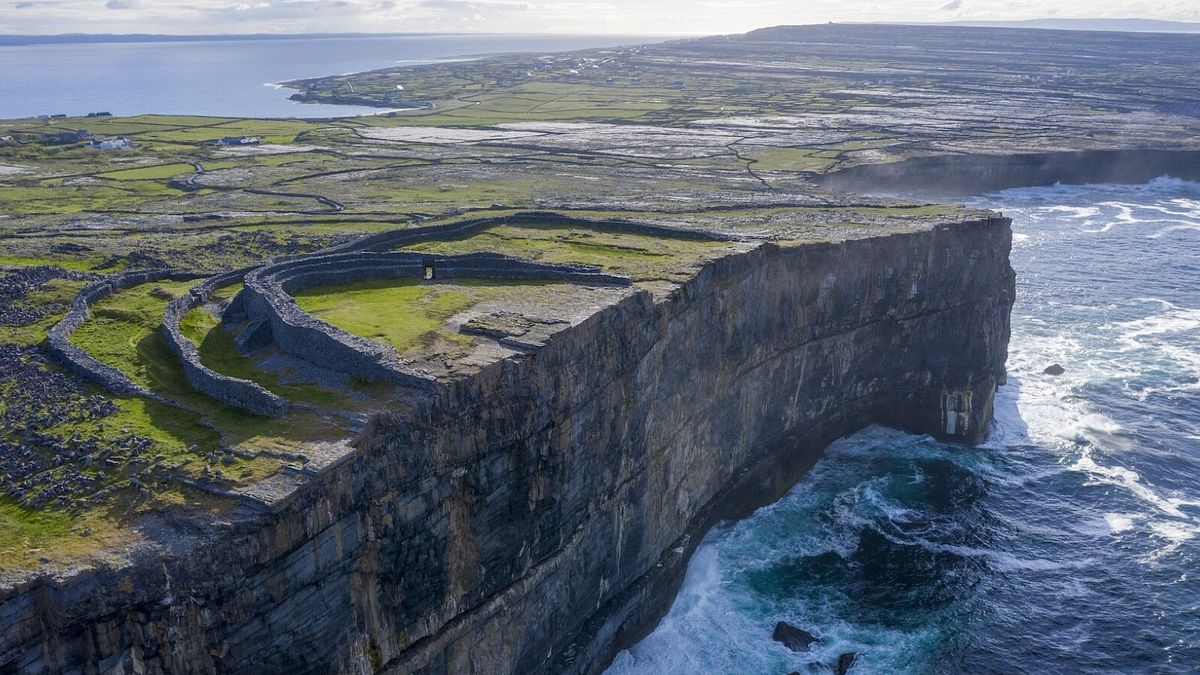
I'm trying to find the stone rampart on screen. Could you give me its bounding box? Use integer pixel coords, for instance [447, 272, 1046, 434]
[45, 269, 203, 400]
[323, 211, 729, 256]
[237, 251, 631, 386]
[160, 268, 290, 418]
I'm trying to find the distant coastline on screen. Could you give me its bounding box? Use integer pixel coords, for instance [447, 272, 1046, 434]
[0, 31, 679, 47]
[0, 33, 668, 119]
[3, 19, 1199, 48]
[933, 18, 1200, 33]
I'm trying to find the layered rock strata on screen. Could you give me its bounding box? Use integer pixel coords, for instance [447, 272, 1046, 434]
[1, 216, 1013, 674]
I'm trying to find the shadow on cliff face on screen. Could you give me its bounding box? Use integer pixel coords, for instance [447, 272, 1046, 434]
[815, 150, 1200, 198]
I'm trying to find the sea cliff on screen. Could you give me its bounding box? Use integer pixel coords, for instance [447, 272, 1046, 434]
[0, 217, 1013, 674]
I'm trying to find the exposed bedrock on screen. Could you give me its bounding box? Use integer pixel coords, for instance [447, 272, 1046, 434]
[817, 149, 1200, 196]
[0, 218, 1013, 674]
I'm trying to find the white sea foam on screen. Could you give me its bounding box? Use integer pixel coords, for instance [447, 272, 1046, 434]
[618, 178, 1200, 671]
[1105, 513, 1136, 534]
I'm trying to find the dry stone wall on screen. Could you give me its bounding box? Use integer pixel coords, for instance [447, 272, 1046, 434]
[0, 218, 1014, 675]
[236, 251, 630, 387]
[159, 268, 290, 418]
[323, 211, 729, 255]
[45, 269, 204, 400]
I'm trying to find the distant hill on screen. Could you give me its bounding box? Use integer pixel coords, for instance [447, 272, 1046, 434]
[938, 18, 1200, 34]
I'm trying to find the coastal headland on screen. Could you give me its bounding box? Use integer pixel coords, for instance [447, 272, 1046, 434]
[0, 23, 1197, 673]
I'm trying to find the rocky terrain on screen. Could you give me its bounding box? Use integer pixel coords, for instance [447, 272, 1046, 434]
[0, 22, 1195, 674]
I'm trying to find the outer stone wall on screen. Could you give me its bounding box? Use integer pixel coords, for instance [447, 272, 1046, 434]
[323, 211, 729, 256]
[45, 269, 204, 400]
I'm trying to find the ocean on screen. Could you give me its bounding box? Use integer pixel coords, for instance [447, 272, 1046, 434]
[608, 177, 1200, 673]
[0, 34, 664, 120]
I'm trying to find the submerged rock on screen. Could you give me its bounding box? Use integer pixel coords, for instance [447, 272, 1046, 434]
[772, 621, 820, 652]
[1044, 363, 1065, 375]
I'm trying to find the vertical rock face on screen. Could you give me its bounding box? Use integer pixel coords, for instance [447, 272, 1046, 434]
[0, 217, 1013, 675]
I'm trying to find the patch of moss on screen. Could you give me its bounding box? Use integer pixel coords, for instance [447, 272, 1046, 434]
[0, 498, 133, 571]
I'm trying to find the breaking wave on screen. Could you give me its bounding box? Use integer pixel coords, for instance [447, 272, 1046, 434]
[609, 177, 1200, 673]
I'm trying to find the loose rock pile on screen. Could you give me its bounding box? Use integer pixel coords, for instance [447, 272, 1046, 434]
[0, 265, 91, 326]
[0, 344, 169, 511]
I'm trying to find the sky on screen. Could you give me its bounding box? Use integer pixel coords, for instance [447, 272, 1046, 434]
[2, 0, 1200, 36]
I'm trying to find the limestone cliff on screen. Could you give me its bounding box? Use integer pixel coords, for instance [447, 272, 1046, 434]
[0, 218, 1013, 674]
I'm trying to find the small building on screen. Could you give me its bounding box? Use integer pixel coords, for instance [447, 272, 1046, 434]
[207, 136, 261, 147]
[86, 112, 113, 117]
[89, 137, 133, 150]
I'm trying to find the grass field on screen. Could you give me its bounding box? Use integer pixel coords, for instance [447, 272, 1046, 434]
[68, 281, 352, 462]
[294, 278, 477, 354]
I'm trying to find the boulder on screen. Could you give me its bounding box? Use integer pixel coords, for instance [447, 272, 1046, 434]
[1044, 363, 1065, 376]
[772, 621, 820, 652]
[835, 652, 858, 674]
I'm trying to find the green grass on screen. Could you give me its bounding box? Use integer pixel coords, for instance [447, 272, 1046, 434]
[0, 254, 100, 271]
[0, 278, 88, 346]
[294, 278, 476, 354]
[181, 307, 366, 408]
[98, 163, 196, 181]
[401, 223, 732, 281]
[68, 281, 353, 461]
[746, 147, 840, 173]
[0, 499, 122, 570]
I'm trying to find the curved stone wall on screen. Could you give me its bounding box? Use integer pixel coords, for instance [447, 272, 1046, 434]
[322, 211, 730, 256]
[49, 214, 722, 418]
[238, 250, 632, 386]
[46, 269, 205, 400]
[0, 217, 1015, 675]
[160, 268, 290, 419]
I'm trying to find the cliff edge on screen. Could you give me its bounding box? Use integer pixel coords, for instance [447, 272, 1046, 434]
[0, 217, 1013, 673]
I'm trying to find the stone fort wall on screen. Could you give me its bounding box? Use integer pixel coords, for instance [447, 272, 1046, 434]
[235, 251, 631, 388]
[45, 269, 204, 402]
[159, 268, 290, 418]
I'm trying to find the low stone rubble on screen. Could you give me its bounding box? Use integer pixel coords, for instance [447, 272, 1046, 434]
[0, 265, 91, 326]
[0, 344, 166, 511]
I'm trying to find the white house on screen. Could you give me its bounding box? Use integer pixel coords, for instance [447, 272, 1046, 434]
[90, 137, 133, 150]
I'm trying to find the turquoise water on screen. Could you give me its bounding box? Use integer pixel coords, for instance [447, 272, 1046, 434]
[0, 34, 662, 119]
[610, 177, 1200, 673]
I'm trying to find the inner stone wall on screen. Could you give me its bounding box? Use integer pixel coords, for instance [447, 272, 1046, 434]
[7, 217, 1013, 675]
[234, 250, 631, 387]
[159, 268, 290, 418]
